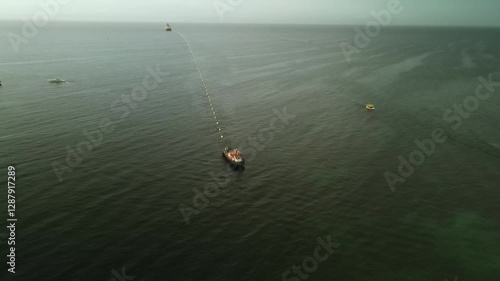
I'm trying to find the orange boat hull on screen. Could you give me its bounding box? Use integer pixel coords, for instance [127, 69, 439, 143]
[222, 148, 245, 166]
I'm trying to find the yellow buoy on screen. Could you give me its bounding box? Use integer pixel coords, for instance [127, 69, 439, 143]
[366, 104, 375, 110]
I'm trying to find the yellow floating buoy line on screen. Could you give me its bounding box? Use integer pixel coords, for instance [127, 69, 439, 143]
[176, 32, 225, 141]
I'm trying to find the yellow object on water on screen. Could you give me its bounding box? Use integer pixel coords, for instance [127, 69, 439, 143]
[366, 104, 375, 110]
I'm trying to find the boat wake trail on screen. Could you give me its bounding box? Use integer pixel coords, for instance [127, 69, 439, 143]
[176, 31, 226, 145]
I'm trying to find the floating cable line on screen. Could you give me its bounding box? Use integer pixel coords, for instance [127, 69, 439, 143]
[176, 31, 226, 145]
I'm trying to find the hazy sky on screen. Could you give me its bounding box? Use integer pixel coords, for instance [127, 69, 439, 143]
[1, 0, 499, 27]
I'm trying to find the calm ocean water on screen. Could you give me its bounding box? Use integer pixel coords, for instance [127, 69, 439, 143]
[1, 22, 500, 280]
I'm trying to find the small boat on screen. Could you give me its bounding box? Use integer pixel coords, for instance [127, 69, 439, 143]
[222, 147, 245, 166]
[165, 23, 172, 31]
[48, 78, 66, 83]
[366, 104, 375, 110]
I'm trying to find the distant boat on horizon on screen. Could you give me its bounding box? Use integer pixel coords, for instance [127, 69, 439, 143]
[165, 23, 172, 31]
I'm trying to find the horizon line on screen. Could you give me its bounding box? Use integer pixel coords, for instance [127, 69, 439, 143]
[0, 19, 499, 29]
